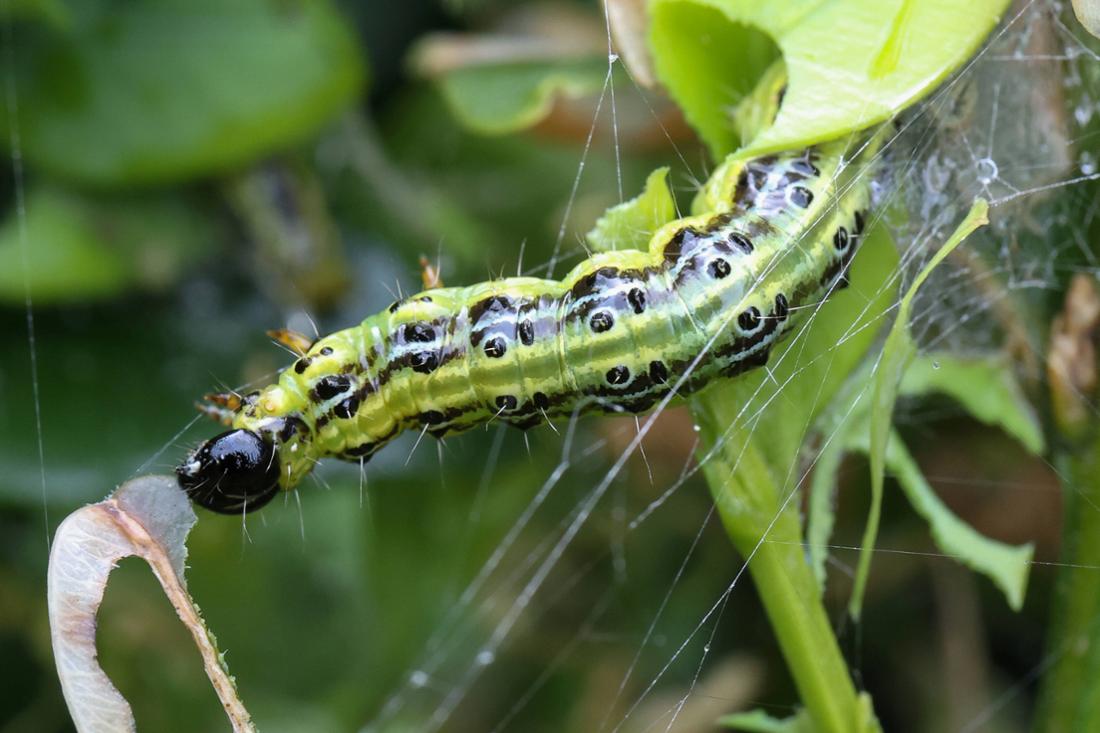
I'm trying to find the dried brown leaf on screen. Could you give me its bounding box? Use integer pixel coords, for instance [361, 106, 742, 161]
[48, 475, 254, 733]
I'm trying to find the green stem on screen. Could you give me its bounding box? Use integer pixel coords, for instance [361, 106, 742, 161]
[694, 404, 879, 733]
[1033, 432, 1100, 732]
[1033, 273, 1100, 732]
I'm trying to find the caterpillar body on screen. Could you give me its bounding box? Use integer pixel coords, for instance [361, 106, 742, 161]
[177, 132, 881, 514]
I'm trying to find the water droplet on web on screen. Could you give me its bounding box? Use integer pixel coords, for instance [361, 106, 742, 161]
[410, 670, 429, 688]
[1076, 103, 1094, 126]
[476, 650, 495, 666]
[975, 157, 998, 186]
[1080, 151, 1097, 176]
[693, 424, 701, 432]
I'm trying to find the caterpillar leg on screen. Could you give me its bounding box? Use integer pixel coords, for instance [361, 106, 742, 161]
[419, 255, 444, 289]
[267, 328, 314, 356]
[197, 392, 242, 425]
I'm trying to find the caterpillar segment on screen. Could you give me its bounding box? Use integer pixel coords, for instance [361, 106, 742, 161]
[177, 132, 882, 514]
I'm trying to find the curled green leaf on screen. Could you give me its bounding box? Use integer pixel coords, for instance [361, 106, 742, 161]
[850, 199, 990, 619]
[809, 352, 1038, 602]
[883, 430, 1033, 610]
[650, 0, 1011, 159]
[586, 166, 676, 252]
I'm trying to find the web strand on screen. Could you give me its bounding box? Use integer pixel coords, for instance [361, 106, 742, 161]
[3, 2, 48, 547]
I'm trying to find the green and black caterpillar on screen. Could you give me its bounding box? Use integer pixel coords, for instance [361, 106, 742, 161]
[177, 126, 882, 513]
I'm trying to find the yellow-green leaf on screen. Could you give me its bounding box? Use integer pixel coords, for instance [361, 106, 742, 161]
[586, 166, 676, 252]
[650, 0, 1011, 159]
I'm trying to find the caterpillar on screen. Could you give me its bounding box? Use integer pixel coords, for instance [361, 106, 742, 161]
[177, 129, 883, 514]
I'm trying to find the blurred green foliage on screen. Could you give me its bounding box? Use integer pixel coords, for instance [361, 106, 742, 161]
[0, 185, 222, 301]
[0, 0, 365, 185]
[433, 57, 609, 134]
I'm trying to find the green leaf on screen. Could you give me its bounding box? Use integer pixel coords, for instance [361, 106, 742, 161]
[720, 707, 816, 732]
[849, 199, 990, 619]
[649, 0, 1011, 159]
[808, 354, 1040, 598]
[806, 422, 850, 591]
[813, 386, 1034, 611]
[0, 185, 222, 303]
[900, 354, 1044, 455]
[883, 430, 1033, 610]
[1, 0, 365, 186]
[648, 4, 779, 158]
[720, 694, 877, 733]
[434, 57, 608, 135]
[585, 166, 676, 252]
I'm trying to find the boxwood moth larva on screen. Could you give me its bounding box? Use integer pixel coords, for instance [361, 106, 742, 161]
[177, 125, 883, 513]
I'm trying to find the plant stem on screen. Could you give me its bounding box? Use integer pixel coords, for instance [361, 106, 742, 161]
[1033, 273, 1100, 732]
[694, 404, 879, 733]
[1033, 436, 1100, 732]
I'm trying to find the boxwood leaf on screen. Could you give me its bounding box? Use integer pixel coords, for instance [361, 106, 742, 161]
[586, 166, 676, 252]
[650, 0, 1011, 159]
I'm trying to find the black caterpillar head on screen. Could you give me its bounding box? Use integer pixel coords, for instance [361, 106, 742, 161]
[177, 429, 281, 514]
